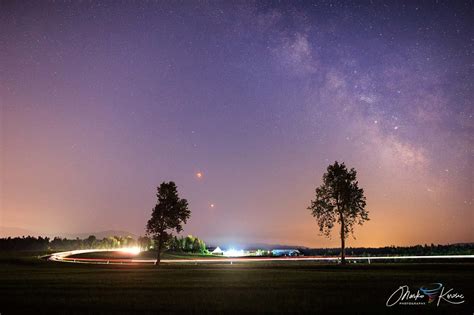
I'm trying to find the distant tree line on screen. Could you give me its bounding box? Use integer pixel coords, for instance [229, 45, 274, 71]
[0, 234, 208, 253]
[300, 243, 474, 256]
[167, 235, 207, 254]
[0, 235, 151, 251]
[0, 236, 52, 251]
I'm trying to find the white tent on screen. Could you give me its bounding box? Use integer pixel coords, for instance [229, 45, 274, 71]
[212, 246, 223, 255]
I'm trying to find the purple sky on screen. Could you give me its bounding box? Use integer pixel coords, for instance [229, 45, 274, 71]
[1, 1, 472, 247]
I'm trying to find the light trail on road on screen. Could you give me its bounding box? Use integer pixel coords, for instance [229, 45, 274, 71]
[48, 249, 474, 265]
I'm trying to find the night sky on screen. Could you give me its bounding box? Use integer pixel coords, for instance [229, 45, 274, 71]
[1, 1, 472, 247]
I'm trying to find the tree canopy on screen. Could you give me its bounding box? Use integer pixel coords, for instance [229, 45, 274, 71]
[146, 181, 190, 265]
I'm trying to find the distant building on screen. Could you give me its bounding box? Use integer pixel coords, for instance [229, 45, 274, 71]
[271, 249, 301, 257]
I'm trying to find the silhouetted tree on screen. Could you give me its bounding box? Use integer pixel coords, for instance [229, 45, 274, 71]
[308, 161, 369, 264]
[146, 181, 191, 266]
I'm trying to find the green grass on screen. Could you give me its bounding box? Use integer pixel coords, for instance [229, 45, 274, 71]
[0, 251, 473, 314]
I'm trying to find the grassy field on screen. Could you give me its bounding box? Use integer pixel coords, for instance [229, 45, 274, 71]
[0, 251, 472, 314]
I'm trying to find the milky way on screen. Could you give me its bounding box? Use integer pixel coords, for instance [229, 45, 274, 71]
[1, 1, 472, 246]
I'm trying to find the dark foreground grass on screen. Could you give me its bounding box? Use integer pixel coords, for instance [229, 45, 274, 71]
[0, 252, 472, 314]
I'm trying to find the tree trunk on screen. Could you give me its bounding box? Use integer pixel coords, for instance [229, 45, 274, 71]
[155, 235, 163, 266]
[340, 213, 346, 265]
